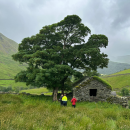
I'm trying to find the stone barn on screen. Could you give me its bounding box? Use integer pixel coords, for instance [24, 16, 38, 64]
[73, 76, 112, 102]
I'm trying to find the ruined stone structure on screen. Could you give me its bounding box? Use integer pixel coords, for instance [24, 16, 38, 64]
[73, 76, 129, 108]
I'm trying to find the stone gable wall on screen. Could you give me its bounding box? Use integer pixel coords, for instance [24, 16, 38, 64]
[73, 79, 111, 102]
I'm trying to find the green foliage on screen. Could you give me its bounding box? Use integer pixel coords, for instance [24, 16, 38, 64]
[0, 86, 12, 92]
[83, 70, 101, 77]
[12, 14, 109, 95]
[121, 88, 129, 96]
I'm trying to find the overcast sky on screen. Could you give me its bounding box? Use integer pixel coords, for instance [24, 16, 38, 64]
[0, 0, 130, 58]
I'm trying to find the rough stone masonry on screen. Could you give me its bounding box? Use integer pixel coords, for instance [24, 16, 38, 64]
[73, 77, 129, 109]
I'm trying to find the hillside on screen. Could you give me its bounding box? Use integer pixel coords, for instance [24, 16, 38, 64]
[116, 55, 130, 64]
[108, 55, 130, 64]
[97, 61, 130, 75]
[101, 68, 130, 91]
[0, 33, 26, 79]
[0, 33, 18, 55]
[74, 61, 130, 75]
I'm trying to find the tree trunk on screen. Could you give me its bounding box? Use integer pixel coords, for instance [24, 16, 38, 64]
[61, 81, 64, 94]
[62, 89, 64, 94]
[61, 76, 68, 94]
[53, 87, 58, 101]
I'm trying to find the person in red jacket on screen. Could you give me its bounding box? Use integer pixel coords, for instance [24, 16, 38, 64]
[71, 96, 77, 108]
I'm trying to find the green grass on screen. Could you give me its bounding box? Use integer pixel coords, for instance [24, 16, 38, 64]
[0, 80, 58, 95]
[101, 70, 130, 91]
[20, 87, 52, 95]
[93, 76, 112, 90]
[20, 87, 64, 96]
[0, 80, 27, 88]
[0, 33, 27, 79]
[110, 69, 130, 75]
[0, 32, 18, 55]
[0, 94, 130, 130]
[0, 53, 27, 79]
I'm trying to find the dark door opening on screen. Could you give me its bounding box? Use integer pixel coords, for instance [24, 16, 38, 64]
[89, 89, 97, 96]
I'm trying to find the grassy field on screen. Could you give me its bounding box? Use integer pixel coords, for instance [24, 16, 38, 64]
[110, 69, 130, 75]
[0, 94, 130, 130]
[0, 80, 36, 93]
[20, 87, 53, 95]
[0, 33, 27, 79]
[0, 80, 61, 95]
[101, 69, 130, 91]
[0, 80, 27, 88]
[101, 75, 130, 91]
[0, 53, 26, 79]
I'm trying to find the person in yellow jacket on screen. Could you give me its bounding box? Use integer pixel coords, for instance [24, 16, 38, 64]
[62, 93, 67, 106]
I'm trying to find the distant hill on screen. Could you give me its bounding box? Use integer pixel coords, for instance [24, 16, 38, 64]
[97, 61, 130, 75]
[116, 55, 130, 64]
[74, 61, 130, 75]
[0, 33, 26, 79]
[109, 55, 130, 64]
[0, 33, 18, 55]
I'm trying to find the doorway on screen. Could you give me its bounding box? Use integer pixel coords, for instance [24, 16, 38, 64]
[89, 89, 97, 96]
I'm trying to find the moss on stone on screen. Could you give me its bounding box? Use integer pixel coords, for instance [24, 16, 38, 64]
[74, 76, 112, 90]
[93, 76, 112, 90]
[106, 97, 113, 102]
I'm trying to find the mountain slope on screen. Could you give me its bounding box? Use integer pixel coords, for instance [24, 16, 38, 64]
[0, 33, 18, 55]
[0, 33, 26, 79]
[74, 61, 130, 75]
[116, 55, 130, 64]
[108, 55, 130, 64]
[97, 61, 130, 75]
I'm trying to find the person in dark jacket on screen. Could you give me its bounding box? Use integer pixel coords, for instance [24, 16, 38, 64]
[71, 96, 77, 108]
[59, 94, 63, 106]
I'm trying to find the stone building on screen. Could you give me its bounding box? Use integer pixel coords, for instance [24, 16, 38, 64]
[73, 76, 112, 102]
[73, 76, 129, 109]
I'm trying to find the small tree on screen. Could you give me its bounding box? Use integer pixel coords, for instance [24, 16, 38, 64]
[121, 88, 129, 96]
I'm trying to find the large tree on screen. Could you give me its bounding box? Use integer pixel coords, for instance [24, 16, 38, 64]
[12, 15, 109, 101]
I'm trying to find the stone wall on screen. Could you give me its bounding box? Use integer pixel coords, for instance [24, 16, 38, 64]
[0, 92, 44, 96]
[106, 95, 129, 109]
[0, 91, 19, 94]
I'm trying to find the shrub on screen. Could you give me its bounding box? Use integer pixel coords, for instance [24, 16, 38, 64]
[0, 86, 13, 92]
[121, 88, 129, 96]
